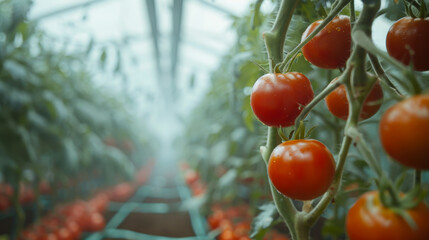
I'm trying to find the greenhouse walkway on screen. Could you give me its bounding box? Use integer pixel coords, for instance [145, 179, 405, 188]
[84, 162, 210, 240]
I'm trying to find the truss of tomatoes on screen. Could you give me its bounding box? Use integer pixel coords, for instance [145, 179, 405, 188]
[19, 193, 109, 240]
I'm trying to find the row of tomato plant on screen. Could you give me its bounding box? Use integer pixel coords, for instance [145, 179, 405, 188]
[182, 0, 428, 239]
[17, 161, 153, 240]
[0, 0, 155, 238]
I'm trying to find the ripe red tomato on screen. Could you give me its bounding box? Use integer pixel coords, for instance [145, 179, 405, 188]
[301, 15, 351, 69]
[219, 229, 237, 240]
[109, 183, 135, 202]
[379, 94, 429, 169]
[89, 193, 109, 213]
[250, 73, 314, 127]
[55, 228, 72, 240]
[39, 180, 52, 195]
[268, 139, 335, 200]
[184, 169, 199, 186]
[39, 233, 58, 240]
[325, 79, 383, 120]
[346, 191, 429, 240]
[61, 202, 89, 229]
[65, 220, 81, 240]
[19, 229, 41, 240]
[86, 212, 106, 232]
[386, 17, 429, 71]
[19, 186, 35, 205]
[0, 195, 11, 211]
[234, 221, 251, 237]
[207, 209, 225, 230]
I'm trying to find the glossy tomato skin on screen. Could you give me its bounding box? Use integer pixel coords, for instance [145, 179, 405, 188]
[386, 17, 429, 71]
[268, 139, 335, 200]
[379, 94, 429, 170]
[346, 191, 429, 240]
[325, 79, 383, 120]
[250, 73, 314, 127]
[301, 15, 351, 69]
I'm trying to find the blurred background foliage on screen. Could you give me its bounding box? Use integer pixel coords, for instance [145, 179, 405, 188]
[0, 0, 155, 197]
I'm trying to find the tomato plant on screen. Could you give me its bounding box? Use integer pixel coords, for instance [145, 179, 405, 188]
[250, 73, 314, 127]
[268, 140, 335, 200]
[379, 94, 429, 170]
[386, 17, 429, 71]
[325, 78, 383, 120]
[301, 15, 351, 69]
[346, 191, 429, 240]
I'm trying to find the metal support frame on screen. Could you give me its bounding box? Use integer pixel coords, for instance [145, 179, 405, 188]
[32, 0, 115, 21]
[170, 0, 184, 98]
[144, 0, 162, 78]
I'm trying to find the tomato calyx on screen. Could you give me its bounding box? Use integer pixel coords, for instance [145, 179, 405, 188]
[375, 174, 427, 229]
[276, 121, 316, 142]
[404, 0, 429, 18]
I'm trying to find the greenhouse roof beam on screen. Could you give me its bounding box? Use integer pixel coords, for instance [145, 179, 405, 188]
[144, 0, 162, 77]
[32, 0, 114, 21]
[170, 0, 184, 96]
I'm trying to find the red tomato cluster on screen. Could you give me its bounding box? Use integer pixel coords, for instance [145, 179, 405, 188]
[104, 182, 137, 202]
[105, 161, 154, 201]
[182, 164, 207, 197]
[103, 137, 135, 154]
[19, 193, 110, 240]
[0, 183, 13, 211]
[135, 160, 154, 186]
[0, 183, 42, 212]
[207, 205, 289, 240]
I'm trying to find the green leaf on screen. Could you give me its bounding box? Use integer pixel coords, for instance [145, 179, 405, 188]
[99, 47, 107, 69]
[27, 109, 47, 128]
[17, 126, 37, 162]
[250, 202, 279, 240]
[322, 219, 345, 238]
[114, 48, 121, 73]
[218, 169, 237, 188]
[85, 37, 94, 56]
[42, 90, 68, 120]
[63, 138, 78, 168]
[16, 21, 29, 41]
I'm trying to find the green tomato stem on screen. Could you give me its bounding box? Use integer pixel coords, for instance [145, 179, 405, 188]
[262, 0, 303, 239]
[344, 1, 401, 208]
[292, 67, 352, 136]
[294, 213, 310, 240]
[11, 179, 24, 239]
[352, 31, 420, 96]
[305, 0, 381, 227]
[263, 0, 301, 72]
[350, 0, 356, 26]
[269, 183, 299, 240]
[415, 170, 422, 187]
[368, 54, 405, 97]
[306, 135, 352, 225]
